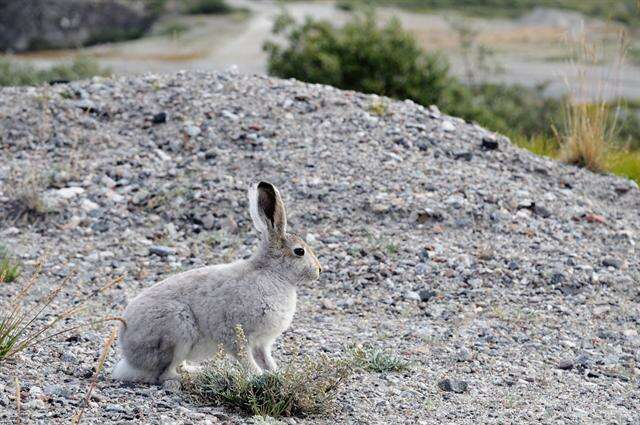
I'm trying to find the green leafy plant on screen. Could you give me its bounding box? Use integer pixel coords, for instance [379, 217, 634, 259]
[351, 345, 410, 373]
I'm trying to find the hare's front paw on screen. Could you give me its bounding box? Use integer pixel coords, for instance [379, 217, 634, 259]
[181, 361, 204, 374]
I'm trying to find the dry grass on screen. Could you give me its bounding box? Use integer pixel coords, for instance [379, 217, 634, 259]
[0, 262, 123, 363]
[182, 326, 352, 418]
[558, 30, 627, 172]
[72, 327, 118, 425]
[2, 171, 49, 223]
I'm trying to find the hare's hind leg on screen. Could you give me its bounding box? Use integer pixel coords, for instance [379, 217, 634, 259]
[252, 344, 277, 372]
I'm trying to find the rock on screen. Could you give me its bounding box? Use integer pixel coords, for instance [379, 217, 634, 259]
[438, 378, 468, 393]
[418, 289, 436, 302]
[557, 358, 574, 370]
[56, 187, 85, 199]
[456, 347, 473, 362]
[201, 213, 215, 230]
[80, 199, 99, 212]
[454, 151, 473, 161]
[185, 124, 201, 138]
[404, 291, 421, 301]
[0, 0, 155, 53]
[602, 258, 622, 269]
[149, 245, 176, 257]
[152, 112, 167, 124]
[441, 121, 456, 132]
[481, 136, 499, 150]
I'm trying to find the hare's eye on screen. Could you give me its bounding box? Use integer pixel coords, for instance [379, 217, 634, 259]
[293, 248, 305, 257]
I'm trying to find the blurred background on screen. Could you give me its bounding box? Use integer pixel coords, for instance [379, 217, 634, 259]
[1, 0, 639, 182]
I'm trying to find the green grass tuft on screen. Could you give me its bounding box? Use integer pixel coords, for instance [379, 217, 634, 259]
[0, 247, 21, 284]
[351, 345, 410, 373]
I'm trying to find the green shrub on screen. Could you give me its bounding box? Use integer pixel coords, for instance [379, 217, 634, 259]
[187, 0, 232, 14]
[265, 12, 451, 107]
[183, 351, 351, 417]
[0, 56, 111, 87]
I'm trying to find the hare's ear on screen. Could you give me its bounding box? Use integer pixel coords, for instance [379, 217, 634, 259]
[248, 181, 287, 239]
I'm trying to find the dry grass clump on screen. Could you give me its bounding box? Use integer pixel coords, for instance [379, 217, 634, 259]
[183, 326, 352, 418]
[558, 31, 627, 172]
[0, 262, 122, 363]
[2, 172, 49, 224]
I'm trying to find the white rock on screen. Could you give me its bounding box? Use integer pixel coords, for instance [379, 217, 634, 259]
[441, 120, 456, 132]
[56, 187, 84, 199]
[81, 199, 99, 212]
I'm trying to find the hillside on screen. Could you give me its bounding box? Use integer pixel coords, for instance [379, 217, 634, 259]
[0, 71, 639, 424]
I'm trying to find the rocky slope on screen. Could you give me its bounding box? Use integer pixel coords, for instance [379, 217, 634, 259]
[0, 71, 639, 424]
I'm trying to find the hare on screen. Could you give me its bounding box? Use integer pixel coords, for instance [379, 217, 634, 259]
[112, 181, 321, 383]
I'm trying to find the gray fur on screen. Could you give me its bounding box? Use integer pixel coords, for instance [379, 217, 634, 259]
[112, 182, 321, 384]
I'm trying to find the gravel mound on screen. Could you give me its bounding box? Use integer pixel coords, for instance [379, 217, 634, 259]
[0, 71, 639, 424]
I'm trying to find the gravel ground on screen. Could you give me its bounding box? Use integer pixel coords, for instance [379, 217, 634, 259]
[0, 71, 639, 424]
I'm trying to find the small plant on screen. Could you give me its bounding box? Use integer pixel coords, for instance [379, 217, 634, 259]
[368, 100, 389, 116]
[2, 172, 49, 223]
[183, 326, 351, 418]
[0, 264, 122, 362]
[0, 247, 21, 283]
[351, 345, 410, 373]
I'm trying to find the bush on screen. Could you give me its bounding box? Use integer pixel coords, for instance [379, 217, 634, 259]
[265, 12, 451, 107]
[0, 56, 110, 87]
[187, 0, 232, 14]
[183, 351, 351, 417]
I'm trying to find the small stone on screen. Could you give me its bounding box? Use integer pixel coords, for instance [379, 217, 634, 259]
[56, 187, 85, 199]
[557, 359, 574, 370]
[81, 199, 99, 212]
[438, 378, 468, 393]
[149, 245, 177, 257]
[152, 112, 167, 124]
[454, 151, 472, 161]
[481, 136, 499, 150]
[201, 213, 215, 230]
[456, 347, 472, 362]
[185, 125, 201, 137]
[404, 291, 421, 301]
[418, 289, 436, 302]
[441, 121, 456, 132]
[602, 258, 622, 269]
[415, 263, 429, 275]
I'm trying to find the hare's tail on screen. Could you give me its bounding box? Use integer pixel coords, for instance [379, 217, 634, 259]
[112, 358, 155, 383]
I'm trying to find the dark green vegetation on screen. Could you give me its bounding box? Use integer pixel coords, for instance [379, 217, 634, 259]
[186, 0, 233, 14]
[0, 56, 111, 87]
[337, 0, 640, 25]
[264, 12, 640, 183]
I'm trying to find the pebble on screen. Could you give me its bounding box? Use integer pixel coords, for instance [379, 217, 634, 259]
[438, 378, 468, 393]
[149, 245, 177, 257]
